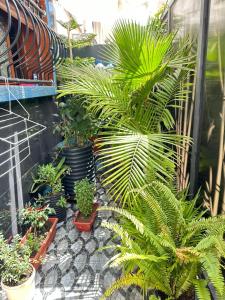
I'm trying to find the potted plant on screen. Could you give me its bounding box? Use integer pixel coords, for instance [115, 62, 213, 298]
[30, 158, 69, 223]
[98, 182, 225, 299]
[20, 205, 58, 270]
[54, 97, 98, 198]
[73, 178, 98, 231]
[0, 234, 35, 300]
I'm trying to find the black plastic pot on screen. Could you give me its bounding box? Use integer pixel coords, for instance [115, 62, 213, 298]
[29, 185, 51, 204]
[45, 193, 67, 223]
[58, 142, 95, 198]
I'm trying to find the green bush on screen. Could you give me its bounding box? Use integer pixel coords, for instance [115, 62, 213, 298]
[74, 178, 94, 218]
[20, 205, 54, 237]
[31, 158, 69, 195]
[99, 182, 225, 299]
[0, 234, 31, 286]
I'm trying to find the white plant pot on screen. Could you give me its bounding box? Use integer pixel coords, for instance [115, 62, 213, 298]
[1, 265, 36, 300]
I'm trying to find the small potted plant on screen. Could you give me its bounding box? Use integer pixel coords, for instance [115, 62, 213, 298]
[0, 234, 35, 300]
[73, 178, 98, 231]
[20, 205, 58, 270]
[30, 158, 69, 223]
[54, 97, 98, 198]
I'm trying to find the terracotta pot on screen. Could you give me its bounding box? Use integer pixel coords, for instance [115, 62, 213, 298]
[73, 203, 99, 232]
[1, 265, 35, 300]
[20, 217, 58, 270]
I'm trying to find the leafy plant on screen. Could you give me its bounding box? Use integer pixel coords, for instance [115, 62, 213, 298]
[58, 18, 194, 207]
[54, 97, 99, 147]
[57, 10, 96, 60]
[20, 205, 54, 237]
[0, 234, 31, 286]
[98, 182, 225, 300]
[56, 196, 67, 208]
[31, 157, 70, 195]
[74, 178, 94, 218]
[26, 233, 43, 256]
[57, 10, 80, 60]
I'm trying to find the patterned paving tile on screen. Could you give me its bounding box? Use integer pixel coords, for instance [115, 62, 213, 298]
[0, 176, 141, 300]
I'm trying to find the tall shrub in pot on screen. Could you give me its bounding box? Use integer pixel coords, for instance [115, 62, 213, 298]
[73, 178, 98, 232]
[54, 97, 98, 198]
[58, 18, 194, 207]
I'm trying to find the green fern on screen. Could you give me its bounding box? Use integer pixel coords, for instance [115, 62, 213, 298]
[193, 280, 211, 300]
[101, 273, 146, 299]
[99, 182, 225, 299]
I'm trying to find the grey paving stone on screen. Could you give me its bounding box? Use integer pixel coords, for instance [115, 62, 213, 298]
[74, 251, 88, 272]
[71, 238, 83, 253]
[58, 253, 72, 274]
[31, 176, 141, 300]
[61, 269, 75, 290]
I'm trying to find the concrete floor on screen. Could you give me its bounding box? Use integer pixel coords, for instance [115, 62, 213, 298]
[0, 176, 142, 300]
[34, 176, 142, 300]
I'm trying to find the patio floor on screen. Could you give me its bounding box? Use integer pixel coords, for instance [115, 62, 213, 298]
[32, 175, 142, 300]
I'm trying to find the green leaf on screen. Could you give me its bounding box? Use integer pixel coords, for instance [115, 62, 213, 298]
[193, 279, 211, 300]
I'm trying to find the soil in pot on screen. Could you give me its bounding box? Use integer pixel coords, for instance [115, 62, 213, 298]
[73, 203, 99, 232]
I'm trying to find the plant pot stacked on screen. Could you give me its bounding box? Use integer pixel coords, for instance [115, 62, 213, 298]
[59, 142, 95, 198]
[29, 158, 69, 224]
[45, 192, 67, 223]
[53, 97, 98, 199]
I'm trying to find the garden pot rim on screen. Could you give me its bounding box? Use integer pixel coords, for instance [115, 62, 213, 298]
[74, 202, 99, 223]
[56, 140, 92, 150]
[1, 264, 35, 290]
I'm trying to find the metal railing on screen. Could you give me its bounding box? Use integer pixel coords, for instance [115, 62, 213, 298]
[0, 0, 66, 83]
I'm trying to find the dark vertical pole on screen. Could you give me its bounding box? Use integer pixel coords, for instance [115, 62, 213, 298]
[189, 0, 211, 196]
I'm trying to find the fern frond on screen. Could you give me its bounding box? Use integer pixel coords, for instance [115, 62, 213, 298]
[149, 295, 161, 300]
[98, 206, 144, 234]
[193, 279, 211, 300]
[101, 221, 132, 248]
[201, 253, 225, 296]
[109, 253, 168, 268]
[101, 273, 146, 299]
[175, 264, 198, 298]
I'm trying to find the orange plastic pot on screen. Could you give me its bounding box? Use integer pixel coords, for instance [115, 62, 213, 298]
[20, 217, 58, 269]
[73, 203, 99, 232]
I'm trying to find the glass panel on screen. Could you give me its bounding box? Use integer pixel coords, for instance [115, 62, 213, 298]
[201, 0, 225, 214]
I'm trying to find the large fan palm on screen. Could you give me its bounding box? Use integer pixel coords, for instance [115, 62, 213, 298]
[58, 19, 194, 207]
